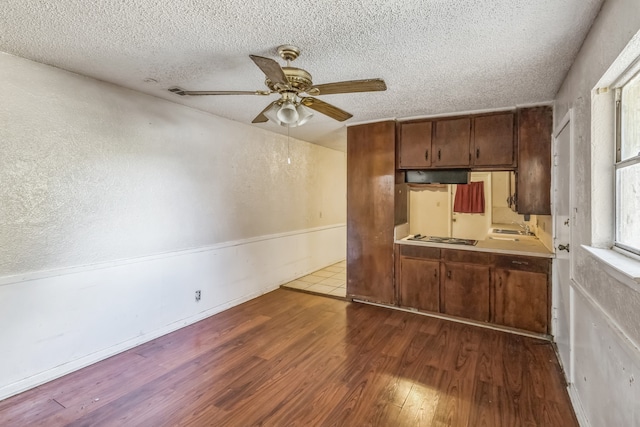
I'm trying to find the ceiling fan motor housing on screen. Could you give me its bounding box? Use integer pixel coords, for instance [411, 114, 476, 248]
[266, 67, 313, 93]
[277, 45, 301, 62]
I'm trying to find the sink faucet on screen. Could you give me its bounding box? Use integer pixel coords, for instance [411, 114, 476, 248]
[512, 221, 532, 235]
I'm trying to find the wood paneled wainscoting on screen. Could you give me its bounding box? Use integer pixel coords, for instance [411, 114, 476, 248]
[0, 290, 577, 426]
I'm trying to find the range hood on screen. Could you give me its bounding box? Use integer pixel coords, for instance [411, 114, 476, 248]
[405, 169, 470, 184]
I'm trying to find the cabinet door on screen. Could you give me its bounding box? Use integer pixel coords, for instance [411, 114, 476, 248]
[347, 121, 396, 304]
[517, 107, 552, 214]
[432, 118, 471, 167]
[494, 269, 548, 334]
[399, 257, 440, 312]
[398, 121, 432, 169]
[440, 262, 490, 322]
[473, 113, 515, 167]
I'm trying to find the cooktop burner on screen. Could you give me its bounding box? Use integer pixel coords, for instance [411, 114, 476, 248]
[408, 234, 478, 246]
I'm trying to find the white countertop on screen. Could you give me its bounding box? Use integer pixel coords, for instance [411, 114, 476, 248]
[396, 234, 554, 258]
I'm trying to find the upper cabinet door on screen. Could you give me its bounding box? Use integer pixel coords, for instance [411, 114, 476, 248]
[472, 112, 516, 167]
[432, 118, 471, 167]
[517, 107, 552, 215]
[398, 121, 432, 169]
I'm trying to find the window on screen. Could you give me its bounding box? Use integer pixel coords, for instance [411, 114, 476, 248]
[615, 71, 640, 255]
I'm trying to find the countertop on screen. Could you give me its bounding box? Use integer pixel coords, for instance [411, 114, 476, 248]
[396, 234, 554, 258]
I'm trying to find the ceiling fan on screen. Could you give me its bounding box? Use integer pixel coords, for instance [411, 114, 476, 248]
[168, 45, 387, 127]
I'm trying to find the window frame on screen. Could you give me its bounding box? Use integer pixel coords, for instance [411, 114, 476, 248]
[614, 73, 640, 256]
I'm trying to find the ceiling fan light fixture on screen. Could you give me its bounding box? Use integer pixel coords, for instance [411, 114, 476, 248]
[263, 102, 282, 124]
[295, 104, 314, 126]
[276, 100, 299, 124]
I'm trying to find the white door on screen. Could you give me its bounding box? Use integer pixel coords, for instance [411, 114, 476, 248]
[552, 110, 574, 383]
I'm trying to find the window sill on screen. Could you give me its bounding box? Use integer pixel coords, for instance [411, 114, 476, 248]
[582, 245, 640, 293]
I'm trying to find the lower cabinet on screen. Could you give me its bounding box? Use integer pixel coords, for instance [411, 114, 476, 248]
[396, 245, 551, 334]
[399, 257, 440, 312]
[441, 262, 490, 322]
[397, 245, 440, 312]
[493, 255, 550, 334]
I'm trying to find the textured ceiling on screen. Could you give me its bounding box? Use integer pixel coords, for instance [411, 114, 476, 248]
[1, 0, 603, 150]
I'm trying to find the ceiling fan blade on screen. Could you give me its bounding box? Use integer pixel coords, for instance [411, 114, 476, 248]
[309, 78, 387, 95]
[169, 87, 270, 96]
[249, 55, 288, 87]
[301, 97, 353, 122]
[252, 101, 277, 123]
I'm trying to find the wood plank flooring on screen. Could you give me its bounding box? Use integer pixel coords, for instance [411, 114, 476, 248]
[0, 289, 578, 426]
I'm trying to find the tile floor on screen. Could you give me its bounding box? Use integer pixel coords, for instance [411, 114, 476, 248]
[281, 260, 346, 298]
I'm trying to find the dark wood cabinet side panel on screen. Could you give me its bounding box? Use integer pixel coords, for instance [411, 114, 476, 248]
[517, 107, 552, 215]
[473, 113, 515, 167]
[398, 121, 433, 169]
[347, 121, 396, 304]
[395, 183, 408, 225]
[494, 269, 549, 334]
[399, 257, 440, 312]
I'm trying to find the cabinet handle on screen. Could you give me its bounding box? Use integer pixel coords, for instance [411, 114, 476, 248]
[447, 270, 451, 279]
[438, 149, 441, 161]
[425, 149, 429, 161]
[434, 269, 438, 278]
[476, 148, 480, 158]
[511, 260, 529, 265]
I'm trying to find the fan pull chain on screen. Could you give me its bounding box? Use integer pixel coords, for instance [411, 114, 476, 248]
[287, 127, 291, 164]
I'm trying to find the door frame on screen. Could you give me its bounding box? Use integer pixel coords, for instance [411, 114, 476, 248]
[551, 107, 575, 384]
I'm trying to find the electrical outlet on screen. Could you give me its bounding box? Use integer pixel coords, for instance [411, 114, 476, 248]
[195, 290, 201, 302]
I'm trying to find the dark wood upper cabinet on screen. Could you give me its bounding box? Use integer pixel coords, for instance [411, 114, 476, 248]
[517, 107, 552, 215]
[432, 118, 471, 167]
[346, 121, 396, 305]
[472, 112, 516, 167]
[398, 121, 433, 169]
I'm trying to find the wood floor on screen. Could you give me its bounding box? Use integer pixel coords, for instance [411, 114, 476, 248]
[1, 289, 577, 426]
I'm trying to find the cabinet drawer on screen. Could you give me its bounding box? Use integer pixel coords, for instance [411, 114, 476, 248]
[399, 245, 440, 260]
[441, 249, 491, 265]
[492, 254, 550, 273]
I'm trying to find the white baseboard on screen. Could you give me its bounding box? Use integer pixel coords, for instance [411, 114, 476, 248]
[567, 383, 590, 427]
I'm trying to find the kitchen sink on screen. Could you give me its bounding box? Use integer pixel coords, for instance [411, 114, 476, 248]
[488, 228, 538, 240]
[491, 228, 523, 235]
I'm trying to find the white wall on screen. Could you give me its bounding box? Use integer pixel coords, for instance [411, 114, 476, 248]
[0, 53, 346, 399]
[408, 186, 450, 237]
[553, 0, 640, 425]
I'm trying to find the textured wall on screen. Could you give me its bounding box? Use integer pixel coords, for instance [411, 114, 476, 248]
[552, 0, 640, 424]
[554, 0, 640, 347]
[0, 52, 346, 398]
[0, 53, 346, 277]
